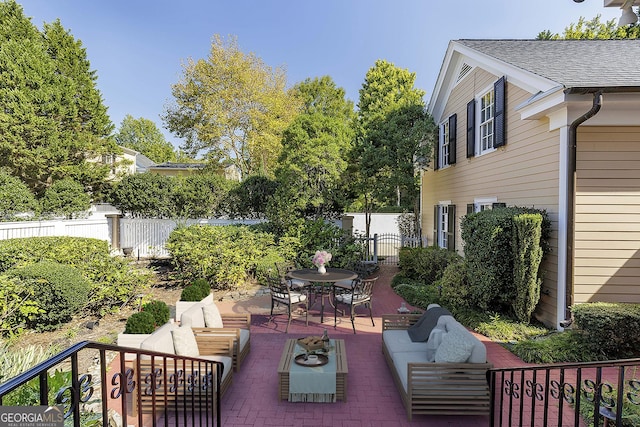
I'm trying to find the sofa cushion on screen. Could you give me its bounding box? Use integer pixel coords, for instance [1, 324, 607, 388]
[407, 306, 451, 342]
[383, 330, 429, 353]
[202, 304, 224, 328]
[199, 355, 233, 383]
[180, 303, 206, 328]
[425, 327, 445, 362]
[435, 327, 476, 363]
[140, 323, 176, 354]
[172, 326, 200, 357]
[390, 351, 430, 393]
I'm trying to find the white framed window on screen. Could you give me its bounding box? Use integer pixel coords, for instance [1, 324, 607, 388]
[478, 86, 495, 155]
[439, 120, 450, 168]
[474, 197, 497, 213]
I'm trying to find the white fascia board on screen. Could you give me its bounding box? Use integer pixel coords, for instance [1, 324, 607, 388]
[604, 0, 626, 6]
[428, 41, 558, 122]
[516, 86, 567, 122]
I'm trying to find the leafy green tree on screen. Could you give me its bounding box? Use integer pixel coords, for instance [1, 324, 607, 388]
[226, 174, 277, 219]
[0, 2, 116, 196]
[109, 173, 174, 218]
[0, 170, 38, 219]
[172, 173, 231, 218]
[267, 76, 355, 232]
[353, 60, 435, 237]
[40, 178, 91, 219]
[115, 115, 177, 163]
[537, 14, 640, 39]
[163, 35, 301, 177]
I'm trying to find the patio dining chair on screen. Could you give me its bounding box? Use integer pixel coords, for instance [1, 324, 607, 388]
[267, 275, 308, 333]
[274, 261, 308, 289]
[333, 276, 378, 334]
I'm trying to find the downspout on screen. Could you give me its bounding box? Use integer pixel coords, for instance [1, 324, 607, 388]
[563, 90, 602, 325]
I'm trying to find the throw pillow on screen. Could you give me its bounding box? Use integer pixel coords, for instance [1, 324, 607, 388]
[172, 326, 200, 357]
[202, 304, 224, 328]
[434, 327, 475, 363]
[407, 306, 451, 342]
[425, 327, 445, 362]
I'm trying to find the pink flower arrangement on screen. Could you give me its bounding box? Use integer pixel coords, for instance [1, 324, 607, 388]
[312, 250, 332, 267]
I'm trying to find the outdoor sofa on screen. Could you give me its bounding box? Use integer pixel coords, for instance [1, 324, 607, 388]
[382, 304, 492, 421]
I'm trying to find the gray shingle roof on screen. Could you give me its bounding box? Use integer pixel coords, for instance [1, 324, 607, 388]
[456, 39, 640, 88]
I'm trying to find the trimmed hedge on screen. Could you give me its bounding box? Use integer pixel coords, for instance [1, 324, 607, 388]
[461, 206, 550, 312]
[124, 311, 156, 334]
[399, 246, 462, 284]
[9, 261, 91, 331]
[572, 302, 640, 359]
[141, 300, 170, 326]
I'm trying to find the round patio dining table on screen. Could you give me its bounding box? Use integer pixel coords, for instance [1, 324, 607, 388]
[288, 268, 357, 323]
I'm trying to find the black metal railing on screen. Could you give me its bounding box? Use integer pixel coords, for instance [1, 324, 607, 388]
[0, 341, 224, 427]
[489, 358, 640, 427]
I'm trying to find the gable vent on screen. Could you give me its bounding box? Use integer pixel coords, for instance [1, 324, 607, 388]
[456, 63, 472, 83]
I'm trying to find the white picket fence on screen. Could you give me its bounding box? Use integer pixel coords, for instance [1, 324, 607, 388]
[0, 213, 409, 260]
[0, 218, 110, 242]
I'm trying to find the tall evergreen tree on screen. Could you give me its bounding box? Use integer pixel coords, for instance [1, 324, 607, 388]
[0, 1, 116, 197]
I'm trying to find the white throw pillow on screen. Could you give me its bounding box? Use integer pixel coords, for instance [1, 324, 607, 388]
[172, 326, 200, 357]
[425, 327, 445, 362]
[434, 327, 475, 363]
[202, 304, 224, 328]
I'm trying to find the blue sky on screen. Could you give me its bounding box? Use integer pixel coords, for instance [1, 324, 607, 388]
[18, 0, 621, 148]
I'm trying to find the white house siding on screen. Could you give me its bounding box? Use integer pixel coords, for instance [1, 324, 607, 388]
[421, 66, 560, 327]
[574, 126, 640, 304]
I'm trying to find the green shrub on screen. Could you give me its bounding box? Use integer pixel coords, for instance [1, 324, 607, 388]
[0, 236, 152, 316]
[0, 274, 41, 338]
[0, 171, 38, 220]
[9, 261, 91, 331]
[511, 330, 604, 363]
[512, 214, 543, 323]
[461, 206, 550, 312]
[40, 178, 90, 219]
[399, 246, 462, 284]
[124, 311, 156, 334]
[141, 300, 170, 326]
[572, 302, 640, 359]
[191, 278, 211, 296]
[180, 284, 207, 302]
[435, 259, 471, 310]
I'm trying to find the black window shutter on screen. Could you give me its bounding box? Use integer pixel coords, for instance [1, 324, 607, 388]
[466, 100, 475, 158]
[494, 76, 506, 148]
[434, 126, 440, 171]
[448, 114, 457, 165]
[492, 202, 507, 209]
[433, 205, 439, 246]
[467, 203, 474, 214]
[446, 205, 456, 251]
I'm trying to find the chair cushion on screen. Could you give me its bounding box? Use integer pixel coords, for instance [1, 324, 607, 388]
[202, 304, 224, 328]
[239, 328, 250, 350]
[199, 355, 233, 383]
[180, 303, 205, 328]
[382, 330, 428, 353]
[434, 327, 475, 363]
[425, 327, 445, 362]
[172, 326, 200, 357]
[274, 292, 307, 304]
[390, 351, 430, 393]
[140, 323, 176, 355]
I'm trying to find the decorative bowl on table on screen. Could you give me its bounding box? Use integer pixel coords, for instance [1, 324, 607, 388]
[297, 336, 324, 352]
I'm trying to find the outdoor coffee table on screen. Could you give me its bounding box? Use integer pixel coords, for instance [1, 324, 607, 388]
[277, 338, 348, 402]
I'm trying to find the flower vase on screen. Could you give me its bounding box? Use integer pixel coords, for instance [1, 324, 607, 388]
[317, 265, 326, 274]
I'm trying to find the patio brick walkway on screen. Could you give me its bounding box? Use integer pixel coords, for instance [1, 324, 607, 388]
[215, 265, 525, 426]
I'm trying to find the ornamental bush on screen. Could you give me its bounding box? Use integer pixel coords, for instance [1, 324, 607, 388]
[399, 246, 462, 284]
[124, 311, 156, 334]
[572, 302, 640, 359]
[461, 206, 550, 313]
[180, 279, 211, 302]
[9, 261, 91, 331]
[141, 300, 170, 326]
[0, 236, 152, 316]
[512, 214, 543, 323]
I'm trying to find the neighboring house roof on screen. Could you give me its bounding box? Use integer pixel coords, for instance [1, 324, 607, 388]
[148, 162, 207, 173]
[135, 153, 155, 173]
